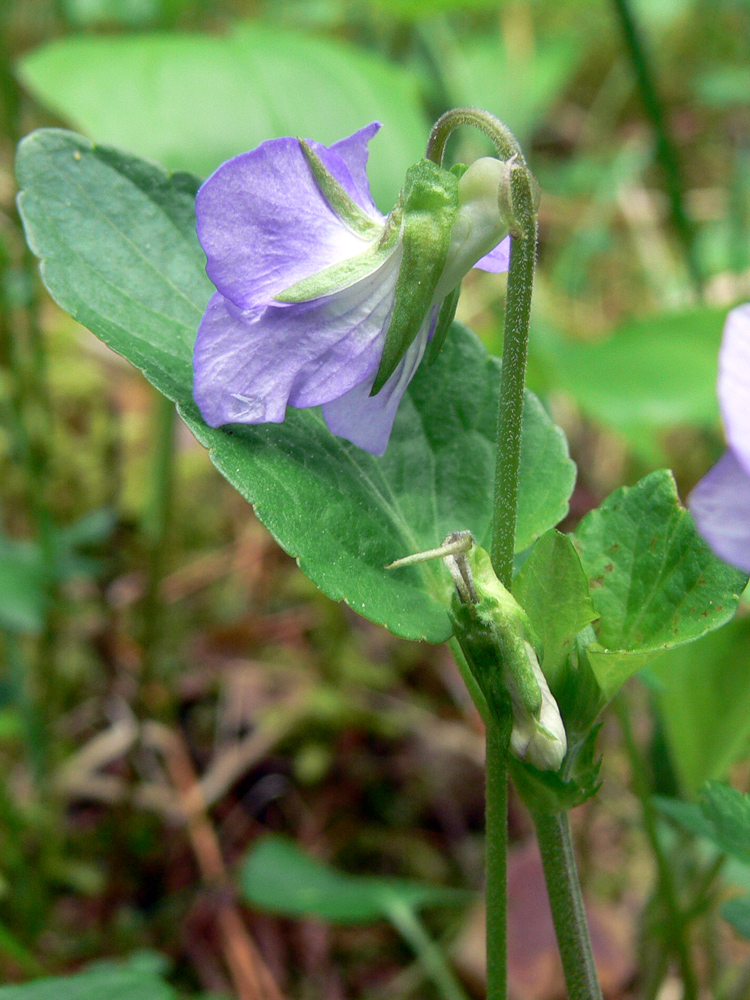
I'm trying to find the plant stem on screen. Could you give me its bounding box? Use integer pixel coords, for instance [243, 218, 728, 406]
[386, 900, 471, 1000]
[426, 107, 523, 167]
[425, 108, 537, 1000]
[533, 811, 603, 1000]
[491, 182, 537, 589]
[424, 107, 539, 588]
[4, 628, 46, 782]
[615, 697, 699, 1000]
[140, 393, 177, 688]
[485, 713, 511, 1000]
[610, 0, 703, 296]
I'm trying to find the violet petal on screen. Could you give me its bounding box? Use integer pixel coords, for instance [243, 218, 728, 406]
[719, 302, 750, 477]
[689, 448, 750, 573]
[325, 122, 383, 220]
[196, 130, 381, 312]
[474, 235, 511, 273]
[193, 252, 399, 428]
[321, 308, 434, 456]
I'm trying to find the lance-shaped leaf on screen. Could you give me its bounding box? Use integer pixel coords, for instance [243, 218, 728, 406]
[0, 954, 175, 1000]
[241, 837, 467, 924]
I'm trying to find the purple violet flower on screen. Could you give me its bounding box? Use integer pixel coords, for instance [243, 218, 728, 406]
[690, 303, 750, 572]
[193, 122, 511, 455]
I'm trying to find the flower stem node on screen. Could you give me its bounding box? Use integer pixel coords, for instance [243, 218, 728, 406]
[388, 532, 567, 771]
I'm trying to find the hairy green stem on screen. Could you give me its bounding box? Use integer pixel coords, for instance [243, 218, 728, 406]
[615, 698, 699, 1000]
[486, 714, 512, 1000]
[426, 109, 538, 1000]
[424, 108, 538, 587]
[610, 0, 703, 295]
[426, 107, 523, 167]
[533, 811, 603, 1000]
[491, 175, 537, 588]
[386, 900, 470, 1000]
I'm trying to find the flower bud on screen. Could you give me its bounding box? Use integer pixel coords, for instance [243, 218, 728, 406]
[389, 533, 567, 771]
[434, 157, 511, 299]
[508, 643, 567, 772]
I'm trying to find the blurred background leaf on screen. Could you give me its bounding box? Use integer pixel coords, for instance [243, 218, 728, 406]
[16, 24, 428, 210]
[651, 617, 750, 794]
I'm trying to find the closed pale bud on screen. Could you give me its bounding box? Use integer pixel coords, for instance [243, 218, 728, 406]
[508, 643, 567, 772]
[434, 157, 511, 300]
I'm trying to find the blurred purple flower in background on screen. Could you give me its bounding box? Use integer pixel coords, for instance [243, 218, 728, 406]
[690, 303, 750, 572]
[192, 122, 511, 455]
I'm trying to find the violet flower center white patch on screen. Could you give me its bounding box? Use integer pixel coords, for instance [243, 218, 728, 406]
[192, 122, 511, 455]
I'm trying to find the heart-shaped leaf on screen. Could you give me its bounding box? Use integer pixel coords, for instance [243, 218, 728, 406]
[572, 470, 746, 699]
[16, 129, 576, 643]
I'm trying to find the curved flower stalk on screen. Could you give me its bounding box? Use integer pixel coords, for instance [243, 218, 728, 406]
[690, 303, 750, 571]
[193, 123, 511, 455]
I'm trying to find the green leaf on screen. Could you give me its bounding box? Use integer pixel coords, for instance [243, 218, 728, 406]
[61, 0, 160, 28]
[0, 540, 47, 634]
[439, 35, 581, 145]
[652, 617, 750, 793]
[722, 896, 750, 939]
[512, 529, 598, 689]
[695, 67, 750, 109]
[368, 0, 499, 19]
[534, 308, 726, 460]
[16, 24, 428, 210]
[656, 783, 750, 865]
[241, 837, 467, 925]
[16, 129, 576, 644]
[658, 784, 750, 941]
[653, 796, 716, 841]
[700, 782, 750, 864]
[0, 954, 175, 999]
[572, 470, 746, 700]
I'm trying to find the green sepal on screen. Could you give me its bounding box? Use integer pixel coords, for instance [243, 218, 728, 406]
[553, 632, 606, 741]
[371, 159, 458, 395]
[448, 542, 544, 726]
[425, 285, 460, 367]
[275, 210, 401, 303]
[468, 544, 543, 716]
[512, 529, 598, 690]
[510, 725, 602, 814]
[449, 599, 513, 727]
[441, 164, 469, 366]
[299, 138, 381, 240]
